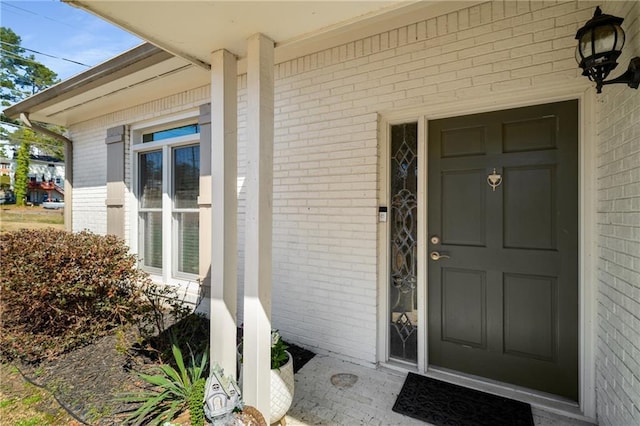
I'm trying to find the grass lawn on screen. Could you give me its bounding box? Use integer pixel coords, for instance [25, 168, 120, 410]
[0, 205, 64, 233]
[0, 364, 78, 425]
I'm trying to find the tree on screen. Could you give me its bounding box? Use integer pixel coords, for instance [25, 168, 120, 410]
[1, 27, 26, 111]
[14, 141, 30, 206]
[0, 174, 10, 191]
[1, 27, 59, 108]
[1, 27, 64, 160]
[8, 126, 65, 160]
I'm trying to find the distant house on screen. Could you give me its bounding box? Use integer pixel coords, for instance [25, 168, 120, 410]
[0, 153, 64, 204]
[26, 155, 65, 204]
[4, 1, 639, 424]
[0, 159, 11, 189]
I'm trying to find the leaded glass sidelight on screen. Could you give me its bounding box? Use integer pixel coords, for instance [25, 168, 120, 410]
[389, 122, 418, 363]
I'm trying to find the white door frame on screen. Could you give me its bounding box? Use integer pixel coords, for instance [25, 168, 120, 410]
[377, 82, 597, 421]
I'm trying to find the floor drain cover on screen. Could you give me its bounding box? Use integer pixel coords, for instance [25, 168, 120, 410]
[330, 373, 358, 389]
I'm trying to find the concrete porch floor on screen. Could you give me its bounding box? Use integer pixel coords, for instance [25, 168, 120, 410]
[284, 355, 595, 426]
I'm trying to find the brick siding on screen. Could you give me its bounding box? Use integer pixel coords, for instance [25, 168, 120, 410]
[594, 2, 640, 425]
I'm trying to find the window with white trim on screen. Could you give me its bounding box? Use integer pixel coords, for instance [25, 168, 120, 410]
[133, 120, 200, 279]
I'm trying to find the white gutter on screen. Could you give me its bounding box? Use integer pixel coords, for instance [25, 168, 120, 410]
[20, 113, 73, 232]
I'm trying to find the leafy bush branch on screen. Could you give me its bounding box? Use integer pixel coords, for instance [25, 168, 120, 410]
[0, 229, 191, 363]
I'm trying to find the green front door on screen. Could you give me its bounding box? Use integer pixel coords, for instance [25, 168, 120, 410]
[427, 100, 579, 401]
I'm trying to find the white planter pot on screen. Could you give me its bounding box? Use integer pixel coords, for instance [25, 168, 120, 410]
[270, 351, 294, 424]
[237, 350, 295, 424]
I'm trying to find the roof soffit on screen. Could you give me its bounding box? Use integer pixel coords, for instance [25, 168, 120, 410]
[7, 1, 481, 126]
[65, 1, 415, 66]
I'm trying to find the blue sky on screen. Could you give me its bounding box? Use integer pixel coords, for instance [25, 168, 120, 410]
[1, 0, 142, 80]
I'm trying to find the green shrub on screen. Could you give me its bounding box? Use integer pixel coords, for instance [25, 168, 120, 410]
[188, 378, 206, 426]
[0, 229, 185, 363]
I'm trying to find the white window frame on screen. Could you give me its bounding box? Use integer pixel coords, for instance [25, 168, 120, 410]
[130, 110, 200, 286]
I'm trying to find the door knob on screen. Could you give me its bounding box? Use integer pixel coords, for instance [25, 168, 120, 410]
[430, 251, 450, 261]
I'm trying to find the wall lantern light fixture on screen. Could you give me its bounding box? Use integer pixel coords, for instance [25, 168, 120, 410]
[575, 6, 640, 93]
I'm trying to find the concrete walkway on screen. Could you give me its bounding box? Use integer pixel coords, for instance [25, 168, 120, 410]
[285, 355, 595, 426]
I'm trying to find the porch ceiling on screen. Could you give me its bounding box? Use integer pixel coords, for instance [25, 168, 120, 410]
[5, 1, 480, 126]
[65, 1, 417, 68]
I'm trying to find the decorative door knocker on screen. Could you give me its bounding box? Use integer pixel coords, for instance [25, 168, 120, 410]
[487, 168, 502, 191]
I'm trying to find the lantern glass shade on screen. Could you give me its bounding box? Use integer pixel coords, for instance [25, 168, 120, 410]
[575, 7, 639, 93]
[574, 45, 582, 66]
[576, 23, 625, 66]
[576, 8, 625, 70]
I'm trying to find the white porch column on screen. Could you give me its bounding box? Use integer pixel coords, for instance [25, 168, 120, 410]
[243, 33, 274, 417]
[210, 49, 238, 377]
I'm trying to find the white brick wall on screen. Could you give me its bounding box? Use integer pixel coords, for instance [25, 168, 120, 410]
[595, 2, 640, 425]
[270, 107, 379, 361]
[71, 125, 108, 234]
[273, 1, 594, 112]
[237, 75, 247, 324]
[66, 1, 640, 418]
[123, 126, 131, 241]
[269, 0, 605, 365]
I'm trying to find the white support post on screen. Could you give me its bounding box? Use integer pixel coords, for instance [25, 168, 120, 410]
[243, 33, 274, 418]
[210, 49, 238, 377]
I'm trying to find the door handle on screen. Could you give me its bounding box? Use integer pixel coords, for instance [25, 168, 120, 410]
[430, 251, 450, 261]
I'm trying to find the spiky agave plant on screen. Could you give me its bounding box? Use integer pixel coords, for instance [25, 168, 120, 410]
[120, 343, 208, 425]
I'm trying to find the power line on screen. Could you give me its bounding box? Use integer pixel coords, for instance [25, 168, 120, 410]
[0, 120, 24, 128]
[2, 2, 78, 30]
[1, 42, 91, 67]
[1, 122, 67, 148]
[1, 140, 65, 152]
[1, 120, 64, 132]
[0, 48, 49, 68]
[0, 133, 66, 146]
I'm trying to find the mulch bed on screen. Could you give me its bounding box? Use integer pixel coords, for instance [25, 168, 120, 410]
[12, 317, 315, 425]
[287, 342, 315, 374]
[14, 335, 162, 425]
[15, 330, 159, 425]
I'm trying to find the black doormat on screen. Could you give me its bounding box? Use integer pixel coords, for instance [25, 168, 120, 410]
[392, 373, 534, 426]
